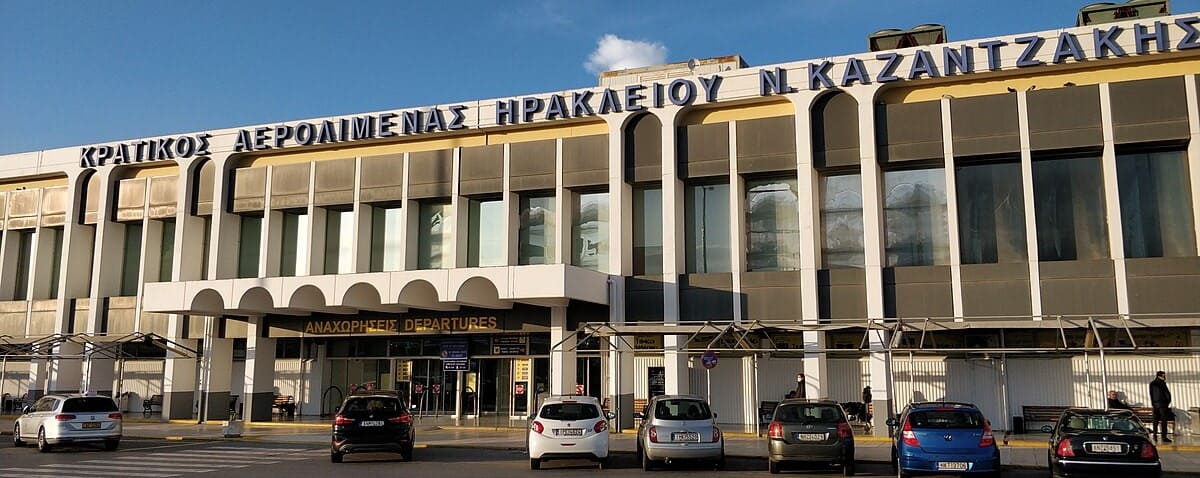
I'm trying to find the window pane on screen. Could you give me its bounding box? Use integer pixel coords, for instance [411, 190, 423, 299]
[572, 192, 609, 272]
[324, 210, 354, 274]
[519, 195, 555, 265]
[199, 217, 211, 279]
[746, 177, 800, 271]
[956, 161, 1027, 264]
[370, 206, 403, 272]
[1117, 150, 1196, 258]
[883, 168, 950, 266]
[418, 201, 452, 269]
[238, 216, 262, 278]
[280, 211, 309, 277]
[468, 199, 504, 267]
[1032, 157, 1109, 261]
[158, 220, 175, 282]
[120, 223, 143, 295]
[685, 183, 731, 273]
[13, 231, 34, 300]
[633, 187, 663, 275]
[47, 227, 63, 298]
[821, 174, 864, 268]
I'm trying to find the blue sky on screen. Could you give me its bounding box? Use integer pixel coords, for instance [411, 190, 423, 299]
[2, 0, 1198, 155]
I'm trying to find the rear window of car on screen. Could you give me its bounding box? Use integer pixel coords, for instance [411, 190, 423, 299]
[774, 404, 845, 424]
[341, 397, 401, 414]
[62, 397, 118, 413]
[540, 402, 600, 421]
[909, 409, 985, 429]
[653, 399, 712, 420]
[1062, 413, 1143, 432]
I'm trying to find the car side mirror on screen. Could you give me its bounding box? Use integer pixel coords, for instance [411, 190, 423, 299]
[886, 417, 897, 427]
[633, 412, 645, 420]
[1040, 425, 1054, 433]
[605, 411, 616, 420]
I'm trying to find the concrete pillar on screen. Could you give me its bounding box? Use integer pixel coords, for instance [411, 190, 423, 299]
[658, 106, 690, 396]
[243, 317, 277, 421]
[606, 114, 634, 430]
[868, 331, 892, 435]
[792, 94, 829, 400]
[1015, 91, 1043, 317]
[549, 304, 576, 395]
[161, 338, 197, 420]
[300, 342, 327, 416]
[200, 336, 233, 422]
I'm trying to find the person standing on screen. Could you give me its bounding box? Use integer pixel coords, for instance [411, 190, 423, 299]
[1149, 371, 1172, 443]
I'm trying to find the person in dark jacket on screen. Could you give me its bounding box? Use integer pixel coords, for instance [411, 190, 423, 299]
[1106, 390, 1131, 410]
[1149, 371, 1172, 442]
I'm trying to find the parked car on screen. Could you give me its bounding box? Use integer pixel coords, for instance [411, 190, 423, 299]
[13, 394, 122, 452]
[888, 401, 1000, 477]
[766, 399, 855, 475]
[527, 395, 611, 470]
[634, 395, 725, 470]
[330, 391, 414, 463]
[1044, 408, 1161, 478]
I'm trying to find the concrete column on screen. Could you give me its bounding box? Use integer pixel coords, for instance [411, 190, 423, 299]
[242, 317, 277, 421]
[208, 152, 242, 280]
[159, 158, 207, 421]
[1097, 83, 1132, 318]
[352, 157, 372, 273]
[658, 106, 689, 396]
[79, 167, 123, 396]
[262, 166, 281, 277]
[43, 171, 94, 398]
[502, 144, 517, 265]
[868, 330, 892, 435]
[554, 138, 569, 265]
[941, 97, 966, 318]
[791, 94, 829, 399]
[1185, 74, 1200, 256]
[856, 87, 893, 436]
[606, 114, 634, 430]
[201, 336, 233, 422]
[549, 304, 576, 395]
[1015, 91, 1043, 317]
[300, 342, 326, 416]
[728, 121, 745, 323]
[161, 338, 198, 420]
[452, 147, 468, 268]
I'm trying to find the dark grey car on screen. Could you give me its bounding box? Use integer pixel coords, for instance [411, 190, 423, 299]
[766, 399, 855, 475]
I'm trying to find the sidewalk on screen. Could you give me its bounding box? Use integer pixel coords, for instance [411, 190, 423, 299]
[3, 414, 1199, 473]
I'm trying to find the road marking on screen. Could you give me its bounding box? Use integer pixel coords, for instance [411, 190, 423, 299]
[81, 460, 220, 471]
[173, 449, 309, 459]
[205, 446, 312, 452]
[0, 473, 100, 478]
[45, 464, 215, 474]
[0, 468, 179, 477]
[106, 458, 248, 469]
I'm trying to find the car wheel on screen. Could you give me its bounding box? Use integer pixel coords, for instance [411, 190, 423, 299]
[769, 459, 780, 474]
[104, 439, 119, 451]
[843, 461, 856, 476]
[12, 423, 22, 447]
[400, 444, 413, 462]
[529, 458, 541, 470]
[37, 428, 51, 453]
[641, 448, 655, 471]
[331, 451, 343, 463]
[714, 452, 726, 471]
[597, 457, 608, 470]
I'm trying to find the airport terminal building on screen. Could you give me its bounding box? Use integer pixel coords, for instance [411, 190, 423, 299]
[2, 5, 1200, 435]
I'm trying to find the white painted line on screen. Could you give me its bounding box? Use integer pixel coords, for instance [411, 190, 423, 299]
[204, 446, 312, 452]
[46, 464, 214, 474]
[174, 449, 310, 459]
[0, 468, 177, 478]
[146, 452, 276, 462]
[105, 458, 248, 469]
[81, 461, 219, 471]
[0, 473, 99, 478]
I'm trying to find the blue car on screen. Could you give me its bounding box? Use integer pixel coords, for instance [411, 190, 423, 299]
[888, 402, 1001, 478]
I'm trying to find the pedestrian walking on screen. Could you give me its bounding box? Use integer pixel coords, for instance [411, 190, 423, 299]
[1149, 371, 1172, 443]
[1106, 390, 1131, 410]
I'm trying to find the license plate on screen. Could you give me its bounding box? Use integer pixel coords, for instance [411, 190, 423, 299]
[937, 462, 969, 471]
[1089, 443, 1123, 454]
[360, 420, 385, 427]
[795, 433, 825, 441]
[81, 422, 100, 429]
[554, 428, 583, 437]
[671, 432, 700, 442]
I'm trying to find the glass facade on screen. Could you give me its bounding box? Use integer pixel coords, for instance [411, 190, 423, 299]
[468, 198, 504, 267]
[1032, 157, 1109, 261]
[370, 205, 403, 272]
[12, 230, 34, 300]
[417, 201, 452, 269]
[120, 223, 143, 296]
[238, 215, 262, 278]
[685, 183, 731, 273]
[633, 186, 663, 275]
[956, 161, 1027, 264]
[1117, 150, 1196, 258]
[572, 192, 609, 272]
[518, 195, 555, 265]
[158, 219, 175, 282]
[820, 174, 864, 268]
[883, 168, 950, 267]
[279, 211, 309, 277]
[746, 177, 800, 271]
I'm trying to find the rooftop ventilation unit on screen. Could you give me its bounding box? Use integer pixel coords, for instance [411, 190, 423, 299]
[868, 24, 947, 52]
[598, 55, 747, 87]
[1076, 0, 1170, 26]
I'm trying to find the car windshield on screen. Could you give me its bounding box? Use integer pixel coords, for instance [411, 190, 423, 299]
[654, 399, 712, 420]
[62, 397, 118, 413]
[908, 409, 985, 429]
[774, 404, 844, 424]
[342, 397, 401, 414]
[540, 402, 600, 421]
[1062, 413, 1143, 432]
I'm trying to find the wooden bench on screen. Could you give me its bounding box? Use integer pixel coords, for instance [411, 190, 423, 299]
[633, 399, 648, 426]
[143, 394, 163, 416]
[1131, 407, 1176, 434]
[273, 395, 297, 418]
[1022, 405, 1069, 432]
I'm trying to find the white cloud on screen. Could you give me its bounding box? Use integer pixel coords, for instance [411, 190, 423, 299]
[584, 34, 668, 74]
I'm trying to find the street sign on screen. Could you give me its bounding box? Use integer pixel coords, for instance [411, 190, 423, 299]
[515, 383, 526, 395]
[576, 384, 585, 395]
[414, 383, 424, 394]
[701, 350, 719, 370]
[441, 339, 469, 371]
[432, 384, 441, 394]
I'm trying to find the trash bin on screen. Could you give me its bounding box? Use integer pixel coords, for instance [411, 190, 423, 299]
[1190, 407, 1199, 436]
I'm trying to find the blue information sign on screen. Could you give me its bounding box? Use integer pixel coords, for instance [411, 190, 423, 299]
[441, 339, 469, 371]
[701, 350, 719, 370]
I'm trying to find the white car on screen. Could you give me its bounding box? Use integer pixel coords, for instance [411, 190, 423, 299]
[13, 394, 123, 452]
[527, 395, 611, 470]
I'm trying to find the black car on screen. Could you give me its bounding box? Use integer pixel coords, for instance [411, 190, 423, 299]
[1045, 408, 1161, 478]
[331, 392, 415, 463]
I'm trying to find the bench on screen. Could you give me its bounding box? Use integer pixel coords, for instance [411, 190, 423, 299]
[273, 395, 297, 418]
[1022, 405, 1069, 432]
[143, 394, 163, 416]
[1131, 407, 1176, 435]
[633, 399, 648, 426]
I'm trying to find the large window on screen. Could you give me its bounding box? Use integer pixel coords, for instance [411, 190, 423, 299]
[199, 216, 211, 280]
[820, 174, 864, 268]
[746, 177, 800, 271]
[324, 209, 354, 274]
[685, 183, 731, 273]
[158, 220, 175, 282]
[1032, 157, 1108, 261]
[370, 205, 403, 272]
[883, 168, 950, 266]
[120, 223, 143, 296]
[12, 230, 34, 300]
[1117, 150, 1196, 258]
[468, 198, 504, 267]
[956, 161, 1027, 264]
[237, 215, 262, 278]
[417, 201, 452, 269]
[279, 210, 309, 277]
[572, 191, 609, 272]
[46, 227, 63, 298]
[519, 195, 555, 265]
[633, 186, 663, 275]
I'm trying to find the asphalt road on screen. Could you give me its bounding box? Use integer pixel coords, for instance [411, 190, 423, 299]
[1, 440, 1194, 478]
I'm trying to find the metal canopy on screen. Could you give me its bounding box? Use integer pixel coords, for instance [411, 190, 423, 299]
[0, 333, 198, 360]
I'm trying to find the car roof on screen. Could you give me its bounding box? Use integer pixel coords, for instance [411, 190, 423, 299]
[778, 399, 841, 406]
[1064, 408, 1136, 416]
[906, 401, 980, 411]
[540, 395, 601, 404]
[651, 394, 708, 402]
[343, 391, 402, 401]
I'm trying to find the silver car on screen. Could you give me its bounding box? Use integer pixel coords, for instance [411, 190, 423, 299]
[13, 394, 123, 452]
[634, 395, 724, 470]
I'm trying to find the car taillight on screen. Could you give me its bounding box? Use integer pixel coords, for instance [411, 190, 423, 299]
[388, 414, 412, 424]
[767, 421, 783, 439]
[1056, 438, 1075, 457]
[711, 427, 721, 443]
[530, 420, 544, 435]
[648, 426, 659, 443]
[901, 418, 920, 447]
[594, 420, 607, 433]
[108, 413, 123, 420]
[837, 422, 852, 439]
[333, 414, 355, 426]
[55, 414, 76, 421]
[1140, 441, 1158, 459]
[979, 420, 994, 447]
